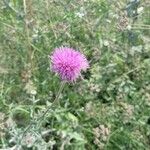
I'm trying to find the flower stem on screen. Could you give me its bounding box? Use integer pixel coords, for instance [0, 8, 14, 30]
[40, 81, 65, 118]
[18, 81, 65, 146]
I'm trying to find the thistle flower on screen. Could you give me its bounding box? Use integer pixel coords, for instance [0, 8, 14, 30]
[51, 47, 89, 82]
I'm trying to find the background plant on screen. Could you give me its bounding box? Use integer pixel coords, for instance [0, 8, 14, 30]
[0, 0, 150, 149]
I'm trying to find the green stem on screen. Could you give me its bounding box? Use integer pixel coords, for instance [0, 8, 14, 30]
[18, 81, 65, 146]
[40, 81, 65, 119]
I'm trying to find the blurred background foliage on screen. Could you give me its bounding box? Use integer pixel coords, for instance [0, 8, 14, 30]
[0, 0, 150, 149]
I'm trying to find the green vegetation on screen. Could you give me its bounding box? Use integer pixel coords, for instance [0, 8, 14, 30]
[0, 0, 150, 149]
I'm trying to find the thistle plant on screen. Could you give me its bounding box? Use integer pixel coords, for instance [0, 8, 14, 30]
[50, 47, 89, 104]
[18, 47, 89, 147]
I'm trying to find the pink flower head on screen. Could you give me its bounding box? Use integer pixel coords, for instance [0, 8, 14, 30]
[51, 47, 89, 82]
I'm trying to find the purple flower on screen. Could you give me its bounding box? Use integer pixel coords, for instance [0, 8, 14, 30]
[50, 47, 89, 82]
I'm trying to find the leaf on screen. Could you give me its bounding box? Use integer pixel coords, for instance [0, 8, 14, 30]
[13, 107, 29, 114]
[69, 132, 85, 142]
[67, 112, 78, 123]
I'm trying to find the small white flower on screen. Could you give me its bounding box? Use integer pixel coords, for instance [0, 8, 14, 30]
[75, 7, 86, 18]
[75, 12, 85, 18]
[103, 40, 109, 46]
[127, 25, 132, 30]
[137, 7, 144, 14]
[30, 90, 37, 95]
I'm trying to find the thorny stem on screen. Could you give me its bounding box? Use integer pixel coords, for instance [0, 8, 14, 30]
[18, 81, 65, 146]
[39, 81, 65, 120]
